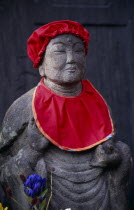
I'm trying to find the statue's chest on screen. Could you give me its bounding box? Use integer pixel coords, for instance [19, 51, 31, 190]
[43, 146, 109, 210]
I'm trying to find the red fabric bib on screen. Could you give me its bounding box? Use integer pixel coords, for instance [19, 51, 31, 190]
[32, 79, 114, 151]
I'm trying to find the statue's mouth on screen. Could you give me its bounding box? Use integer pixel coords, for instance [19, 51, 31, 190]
[65, 67, 77, 72]
[67, 70, 76, 73]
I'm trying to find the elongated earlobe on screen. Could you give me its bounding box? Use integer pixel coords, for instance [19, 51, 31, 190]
[39, 65, 45, 77]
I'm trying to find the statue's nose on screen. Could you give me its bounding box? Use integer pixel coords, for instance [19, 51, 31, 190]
[66, 51, 75, 64]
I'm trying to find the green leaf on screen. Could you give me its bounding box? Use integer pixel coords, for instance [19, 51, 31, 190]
[40, 189, 48, 197]
[24, 193, 32, 204]
[39, 198, 47, 210]
[33, 205, 38, 210]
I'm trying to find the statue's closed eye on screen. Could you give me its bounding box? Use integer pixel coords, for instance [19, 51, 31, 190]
[75, 49, 85, 53]
[54, 50, 66, 53]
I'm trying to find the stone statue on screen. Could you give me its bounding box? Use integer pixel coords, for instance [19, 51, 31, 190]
[0, 20, 132, 210]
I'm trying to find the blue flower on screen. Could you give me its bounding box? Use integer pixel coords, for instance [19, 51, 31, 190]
[24, 174, 46, 198]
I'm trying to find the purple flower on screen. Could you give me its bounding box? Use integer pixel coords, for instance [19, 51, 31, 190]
[24, 174, 46, 198]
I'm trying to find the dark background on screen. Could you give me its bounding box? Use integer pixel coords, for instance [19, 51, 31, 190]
[0, 0, 134, 209]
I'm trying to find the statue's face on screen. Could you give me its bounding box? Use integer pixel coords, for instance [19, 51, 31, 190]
[39, 34, 86, 85]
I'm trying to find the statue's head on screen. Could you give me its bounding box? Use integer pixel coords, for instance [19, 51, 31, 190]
[27, 20, 90, 84]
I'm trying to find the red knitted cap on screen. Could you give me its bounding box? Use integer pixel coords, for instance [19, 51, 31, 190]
[27, 20, 90, 68]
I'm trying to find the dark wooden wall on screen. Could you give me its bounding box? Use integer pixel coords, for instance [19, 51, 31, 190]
[0, 0, 134, 208]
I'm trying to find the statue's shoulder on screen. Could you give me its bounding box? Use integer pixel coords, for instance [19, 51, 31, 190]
[0, 88, 35, 150]
[3, 88, 35, 125]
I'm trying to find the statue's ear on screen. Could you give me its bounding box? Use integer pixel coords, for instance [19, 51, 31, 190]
[39, 65, 45, 77]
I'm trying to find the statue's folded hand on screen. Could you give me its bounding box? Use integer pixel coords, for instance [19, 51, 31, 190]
[91, 139, 122, 167]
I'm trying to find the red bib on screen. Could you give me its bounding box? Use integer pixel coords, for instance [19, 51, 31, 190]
[32, 79, 114, 151]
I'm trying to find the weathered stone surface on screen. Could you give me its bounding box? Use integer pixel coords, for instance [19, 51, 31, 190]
[0, 33, 132, 210]
[0, 88, 34, 150]
[0, 88, 132, 210]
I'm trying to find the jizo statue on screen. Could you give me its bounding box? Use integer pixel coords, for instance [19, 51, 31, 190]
[0, 20, 132, 210]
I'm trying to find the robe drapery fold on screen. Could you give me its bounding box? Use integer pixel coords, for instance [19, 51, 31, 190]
[32, 79, 114, 151]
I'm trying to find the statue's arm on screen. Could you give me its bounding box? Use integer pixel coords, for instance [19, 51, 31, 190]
[92, 138, 132, 210]
[108, 141, 132, 210]
[0, 88, 50, 151]
[0, 89, 34, 151]
[0, 88, 50, 182]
